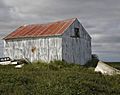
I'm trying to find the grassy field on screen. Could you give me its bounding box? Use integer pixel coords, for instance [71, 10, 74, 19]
[0, 61, 120, 95]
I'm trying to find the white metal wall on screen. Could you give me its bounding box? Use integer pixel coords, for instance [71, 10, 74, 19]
[4, 37, 62, 62]
[62, 19, 91, 65]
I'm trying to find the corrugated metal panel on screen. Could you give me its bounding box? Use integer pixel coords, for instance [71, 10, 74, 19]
[4, 18, 76, 40]
[4, 37, 62, 62]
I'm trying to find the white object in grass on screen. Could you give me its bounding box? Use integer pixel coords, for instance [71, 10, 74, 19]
[95, 61, 120, 75]
[11, 61, 17, 65]
[15, 64, 24, 68]
[0, 61, 11, 65]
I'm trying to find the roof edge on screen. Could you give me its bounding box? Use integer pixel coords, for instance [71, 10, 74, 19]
[4, 34, 62, 40]
[3, 18, 78, 40]
[60, 18, 77, 36]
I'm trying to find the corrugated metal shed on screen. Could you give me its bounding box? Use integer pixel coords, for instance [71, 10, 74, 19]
[4, 18, 76, 40]
[3, 18, 92, 65]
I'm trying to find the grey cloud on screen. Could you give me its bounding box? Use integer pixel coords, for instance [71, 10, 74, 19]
[92, 35, 120, 43]
[0, 0, 13, 22]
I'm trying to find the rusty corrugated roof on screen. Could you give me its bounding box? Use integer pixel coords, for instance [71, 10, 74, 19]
[4, 18, 76, 40]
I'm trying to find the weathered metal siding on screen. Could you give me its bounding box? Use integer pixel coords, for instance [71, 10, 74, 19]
[62, 19, 91, 65]
[4, 37, 62, 62]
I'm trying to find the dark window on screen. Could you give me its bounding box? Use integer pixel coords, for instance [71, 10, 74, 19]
[74, 28, 80, 37]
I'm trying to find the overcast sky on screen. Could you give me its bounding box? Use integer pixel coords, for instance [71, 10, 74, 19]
[0, 0, 120, 61]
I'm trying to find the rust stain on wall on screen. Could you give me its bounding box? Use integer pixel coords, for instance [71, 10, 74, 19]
[31, 47, 37, 53]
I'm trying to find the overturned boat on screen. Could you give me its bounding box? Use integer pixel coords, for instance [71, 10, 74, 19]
[95, 61, 120, 75]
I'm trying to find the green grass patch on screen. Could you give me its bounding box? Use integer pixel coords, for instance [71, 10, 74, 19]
[0, 61, 120, 95]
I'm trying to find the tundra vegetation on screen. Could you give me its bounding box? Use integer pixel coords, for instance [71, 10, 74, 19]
[0, 60, 120, 95]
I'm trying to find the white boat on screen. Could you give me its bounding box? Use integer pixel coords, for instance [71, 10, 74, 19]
[15, 64, 24, 68]
[0, 57, 18, 65]
[0, 57, 11, 65]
